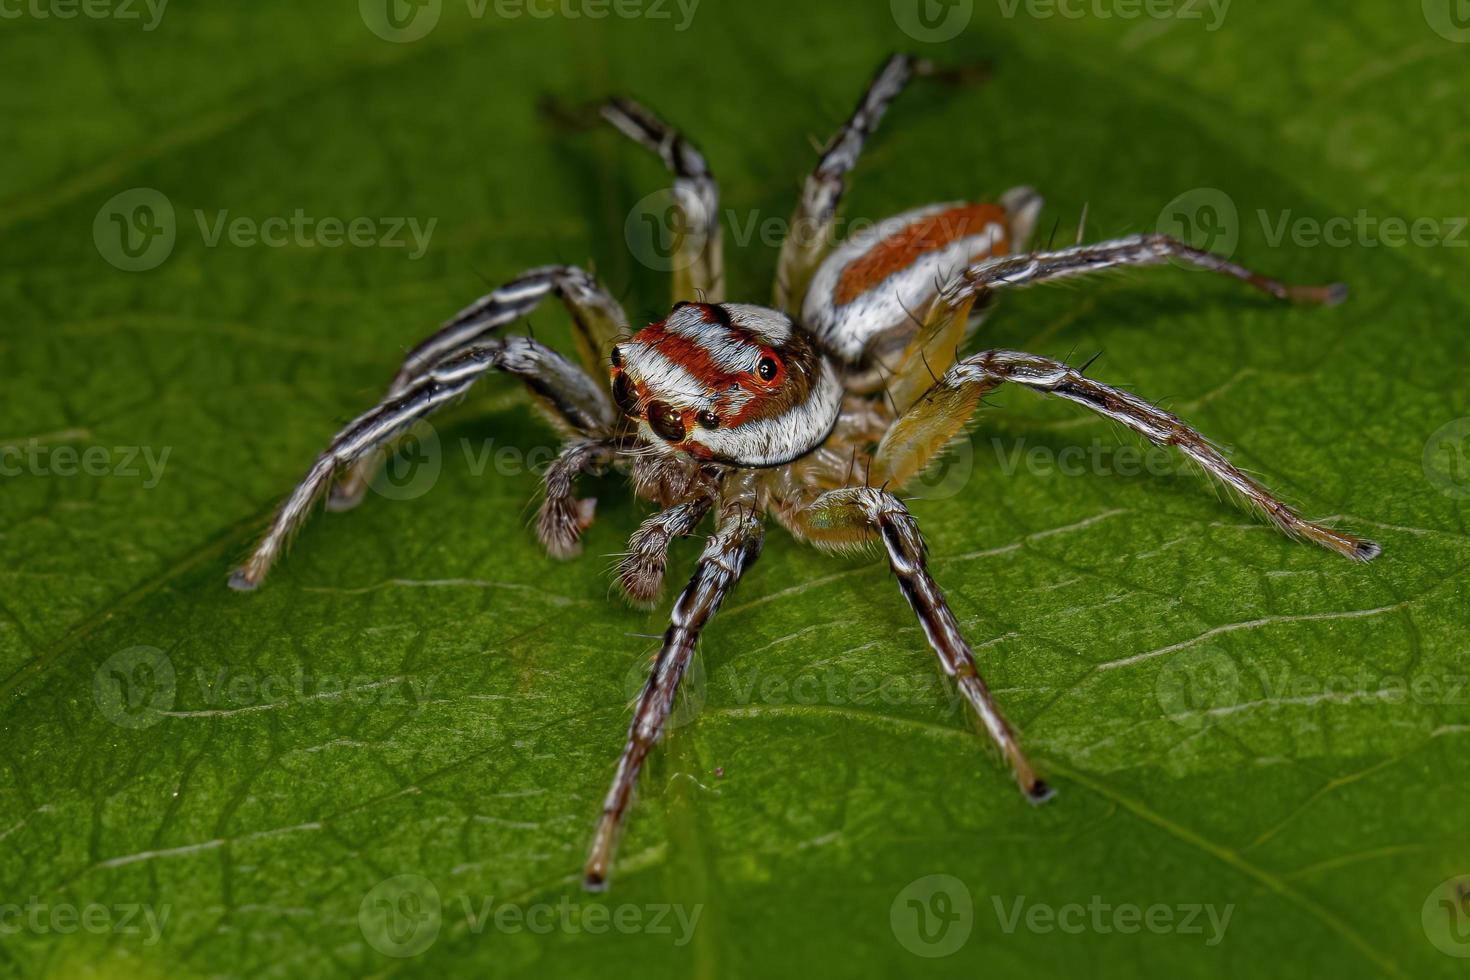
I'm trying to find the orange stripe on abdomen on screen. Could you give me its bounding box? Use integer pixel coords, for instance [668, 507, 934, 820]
[833, 203, 1008, 306]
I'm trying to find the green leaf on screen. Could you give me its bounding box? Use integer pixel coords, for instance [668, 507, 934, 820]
[2, 2, 1467, 977]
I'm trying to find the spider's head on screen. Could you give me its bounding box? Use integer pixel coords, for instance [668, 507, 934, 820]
[609, 302, 842, 467]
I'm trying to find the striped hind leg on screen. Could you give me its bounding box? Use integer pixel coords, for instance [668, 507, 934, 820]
[231, 338, 615, 591]
[598, 97, 725, 304]
[772, 54, 996, 315]
[784, 486, 1051, 802]
[584, 498, 762, 890]
[328, 266, 628, 511]
[870, 348, 1380, 562]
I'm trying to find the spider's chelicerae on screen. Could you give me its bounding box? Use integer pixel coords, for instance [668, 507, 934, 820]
[231, 54, 1381, 889]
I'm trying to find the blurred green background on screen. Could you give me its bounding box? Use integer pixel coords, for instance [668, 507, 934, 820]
[2, 1, 1469, 977]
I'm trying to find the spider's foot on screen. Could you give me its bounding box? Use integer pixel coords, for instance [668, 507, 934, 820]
[228, 567, 262, 592]
[1305, 523, 1381, 563]
[538, 496, 597, 560]
[1287, 281, 1349, 306]
[1025, 778, 1056, 806]
[617, 554, 666, 608]
[914, 57, 993, 88]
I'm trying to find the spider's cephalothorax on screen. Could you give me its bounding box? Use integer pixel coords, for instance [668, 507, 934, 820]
[230, 54, 1380, 891]
[612, 301, 841, 466]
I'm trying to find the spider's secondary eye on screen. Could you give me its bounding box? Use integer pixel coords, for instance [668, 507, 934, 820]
[647, 401, 686, 442]
[611, 373, 636, 415]
[609, 346, 622, 368]
[756, 356, 780, 382]
[695, 410, 720, 430]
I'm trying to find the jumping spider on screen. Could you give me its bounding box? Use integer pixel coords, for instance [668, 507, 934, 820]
[231, 54, 1380, 889]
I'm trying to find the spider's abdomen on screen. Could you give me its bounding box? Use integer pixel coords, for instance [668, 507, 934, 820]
[801, 191, 1042, 364]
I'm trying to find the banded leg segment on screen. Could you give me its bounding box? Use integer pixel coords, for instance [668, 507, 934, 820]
[330, 265, 627, 510]
[231, 337, 612, 591]
[584, 499, 763, 890]
[872, 349, 1381, 561]
[538, 438, 618, 560]
[617, 498, 714, 606]
[943, 233, 1347, 308]
[790, 487, 1050, 801]
[880, 232, 1347, 423]
[600, 97, 725, 304]
[880, 234, 1345, 413]
[775, 54, 924, 314]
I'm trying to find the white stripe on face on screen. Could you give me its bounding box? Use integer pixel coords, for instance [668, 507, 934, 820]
[722, 303, 792, 344]
[683, 358, 843, 466]
[663, 314, 763, 374]
[622, 343, 714, 409]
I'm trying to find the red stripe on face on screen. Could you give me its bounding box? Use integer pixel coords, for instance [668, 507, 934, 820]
[637, 323, 744, 389]
[632, 321, 782, 430]
[833, 203, 1009, 306]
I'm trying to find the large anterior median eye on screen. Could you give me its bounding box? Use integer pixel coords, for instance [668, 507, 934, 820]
[647, 401, 686, 442]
